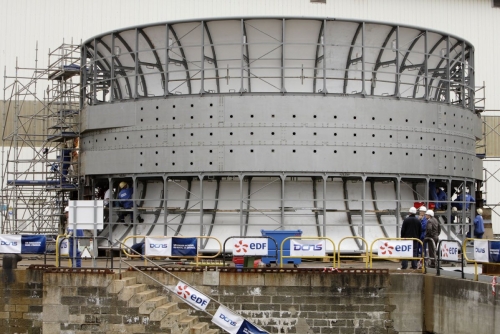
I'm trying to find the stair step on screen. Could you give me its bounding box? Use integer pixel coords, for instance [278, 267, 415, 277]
[129, 289, 158, 307]
[203, 329, 219, 334]
[179, 315, 198, 329]
[107, 276, 137, 294]
[160, 309, 188, 328]
[139, 295, 169, 315]
[190, 322, 209, 334]
[119, 283, 147, 301]
[149, 302, 179, 321]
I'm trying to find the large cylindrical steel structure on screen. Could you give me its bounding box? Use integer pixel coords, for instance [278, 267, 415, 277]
[81, 17, 482, 251]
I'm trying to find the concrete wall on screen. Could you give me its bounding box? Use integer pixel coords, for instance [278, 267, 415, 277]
[0, 268, 499, 334]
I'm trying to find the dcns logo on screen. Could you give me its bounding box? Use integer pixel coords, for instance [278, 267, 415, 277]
[1, 241, 17, 246]
[293, 244, 322, 251]
[475, 247, 486, 253]
[219, 313, 237, 326]
[150, 243, 168, 248]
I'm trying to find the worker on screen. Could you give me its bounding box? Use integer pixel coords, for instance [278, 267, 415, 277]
[453, 189, 475, 211]
[116, 182, 144, 224]
[435, 187, 447, 210]
[64, 206, 84, 267]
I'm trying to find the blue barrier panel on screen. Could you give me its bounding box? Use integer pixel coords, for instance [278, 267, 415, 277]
[0, 235, 47, 254]
[489, 241, 500, 263]
[172, 237, 197, 256]
[261, 230, 302, 265]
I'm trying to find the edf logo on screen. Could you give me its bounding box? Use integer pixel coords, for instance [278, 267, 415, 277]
[219, 313, 237, 326]
[293, 244, 322, 251]
[395, 245, 412, 252]
[249, 242, 266, 250]
[190, 294, 208, 307]
[234, 240, 249, 253]
[150, 243, 168, 248]
[1, 241, 17, 246]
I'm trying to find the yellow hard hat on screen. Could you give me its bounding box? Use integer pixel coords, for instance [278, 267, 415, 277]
[119, 182, 127, 189]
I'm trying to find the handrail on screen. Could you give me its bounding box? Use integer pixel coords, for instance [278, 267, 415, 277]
[120, 235, 222, 267]
[221, 236, 279, 267]
[369, 237, 424, 273]
[279, 236, 336, 268]
[56, 234, 113, 268]
[436, 238, 464, 278]
[461, 237, 500, 281]
[338, 236, 369, 268]
[117, 240, 269, 333]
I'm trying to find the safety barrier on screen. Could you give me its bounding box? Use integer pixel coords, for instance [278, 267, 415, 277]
[436, 239, 464, 278]
[462, 237, 500, 281]
[280, 236, 336, 268]
[222, 236, 279, 267]
[369, 238, 425, 273]
[338, 237, 369, 268]
[56, 234, 113, 268]
[121, 235, 222, 267]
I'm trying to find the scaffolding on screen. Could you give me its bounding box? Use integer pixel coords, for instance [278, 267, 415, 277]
[1, 42, 81, 235]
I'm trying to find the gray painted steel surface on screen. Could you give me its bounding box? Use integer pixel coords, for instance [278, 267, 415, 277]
[80, 18, 482, 250]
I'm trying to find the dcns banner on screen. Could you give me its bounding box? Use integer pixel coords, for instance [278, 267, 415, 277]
[0, 235, 47, 254]
[290, 239, 325, 256]
[232, 238, 268, 256]
[377, 240, 414, 258]
[145, 237, 171, 256]
[212, 305, 244, 334]
[474, 240, 489, 262]
[0, 235, 21, 253]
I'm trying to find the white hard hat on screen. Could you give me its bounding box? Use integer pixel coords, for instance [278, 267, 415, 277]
[409, 207, 417, 214]
[419, 206, 427, 212]
[439, 187, 444, 191]
[477, 208, 483, 215]
[425, 210, 434, 217]
[64, 206, 69, 212]
[452, 207, 458, 213]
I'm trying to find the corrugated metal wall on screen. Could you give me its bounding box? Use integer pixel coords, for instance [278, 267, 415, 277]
[1, 0, 500, 110]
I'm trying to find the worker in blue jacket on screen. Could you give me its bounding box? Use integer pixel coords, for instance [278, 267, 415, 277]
[435, 187, 447, 210]
[116, 182, 144, 224]
[453, 189, 475, 211]
[64, 206, 84, 267]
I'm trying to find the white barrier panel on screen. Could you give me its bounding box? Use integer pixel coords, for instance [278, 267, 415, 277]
[376, 240, 414, 258]
[232, 238, 268, 256]
[60, 238, 69, 256]
[474, 240, 489, 262]
[212, 305, 244, 334]
[175, 282, 210, 310]
[0, 235, 21, 253]
[145, 237, 172, 256]
[290, 239, 326, 256]
[68, 200, 104, 229]
[440, 241, 460, 261]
